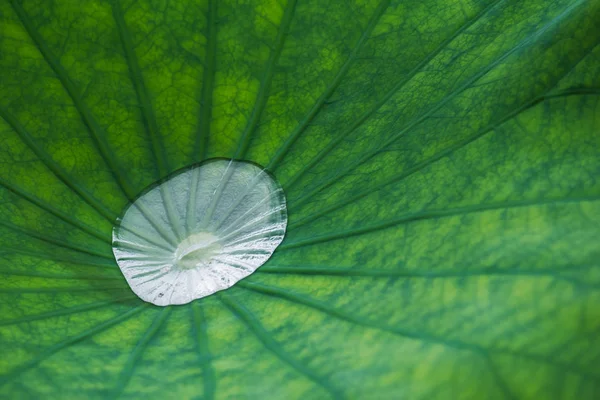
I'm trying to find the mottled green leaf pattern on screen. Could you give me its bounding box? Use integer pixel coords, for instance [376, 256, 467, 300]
[1, 0, 599, 398]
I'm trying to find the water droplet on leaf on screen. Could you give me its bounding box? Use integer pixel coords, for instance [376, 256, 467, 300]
[112, 159, 287, 306]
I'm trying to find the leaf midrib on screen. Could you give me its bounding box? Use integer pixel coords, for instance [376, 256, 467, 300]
[281, 194, 600, 250]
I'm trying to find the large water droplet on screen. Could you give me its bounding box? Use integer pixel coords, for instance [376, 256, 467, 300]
[112, 159, 287, 306]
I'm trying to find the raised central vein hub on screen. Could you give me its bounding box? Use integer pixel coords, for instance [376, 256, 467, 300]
[174, 232, 222, 270]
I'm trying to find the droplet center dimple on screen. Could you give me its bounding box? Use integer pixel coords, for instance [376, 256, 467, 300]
[174, 232, 222, 270]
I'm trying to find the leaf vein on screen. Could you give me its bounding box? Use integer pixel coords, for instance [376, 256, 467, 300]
[219, 292, 344, 399]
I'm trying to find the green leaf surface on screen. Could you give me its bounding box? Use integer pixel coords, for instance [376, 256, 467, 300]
[1, 0, 599, 398]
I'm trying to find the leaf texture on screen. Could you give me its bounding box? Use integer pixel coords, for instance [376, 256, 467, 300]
[1, 0, 599, 399]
